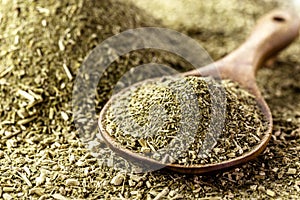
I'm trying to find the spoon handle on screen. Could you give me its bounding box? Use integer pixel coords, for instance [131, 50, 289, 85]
[186, 9, 300, 83]
[223, 9, 299, 74]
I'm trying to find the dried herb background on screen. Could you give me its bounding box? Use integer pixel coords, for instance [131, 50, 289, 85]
[0, 0, 299, 199]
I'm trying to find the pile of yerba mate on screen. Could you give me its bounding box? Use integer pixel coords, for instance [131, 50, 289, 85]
[105, 76, 267, 165]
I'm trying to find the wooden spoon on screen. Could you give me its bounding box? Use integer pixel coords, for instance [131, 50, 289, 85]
[98, 9, 300, 174]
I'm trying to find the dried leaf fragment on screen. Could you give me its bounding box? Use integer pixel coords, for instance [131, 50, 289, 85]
[52, 193, 68, 200]
[29, 188, 45, 196]
[61, 111, 69, 121]
[62, 63, 73, 81]
[110, 174, 124, 186]
[66, 178, 80, 186]
[2, 193, 13, 200]
[153, 187, 169, 200]
[58, 38, 65, 51]
[17, 171, 32, 187]
[266, 189, 275, 197]
[17, 89, 35, 102]
[0, 65, 14, 78]
[3, 187, 14, 192]
[287, 168, 297, 175]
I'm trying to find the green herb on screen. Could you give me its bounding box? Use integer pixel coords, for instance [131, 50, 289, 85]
[1, 0, 299, 199]
[104, 76, 268, 165]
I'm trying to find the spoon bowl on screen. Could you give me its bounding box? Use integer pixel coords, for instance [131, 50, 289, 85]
[99, 10, 300, 174]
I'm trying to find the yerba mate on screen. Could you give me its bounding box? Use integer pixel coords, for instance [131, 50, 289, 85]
[104, 76, 268, 165]
[2, 0, 299, 199]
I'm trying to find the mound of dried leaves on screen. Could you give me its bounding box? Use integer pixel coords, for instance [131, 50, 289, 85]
[0, 0, 299, 199]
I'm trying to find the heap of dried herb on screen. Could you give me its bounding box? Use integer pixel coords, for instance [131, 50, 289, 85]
[104, 76, 267, 165]
[1, 0, 299, 199]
